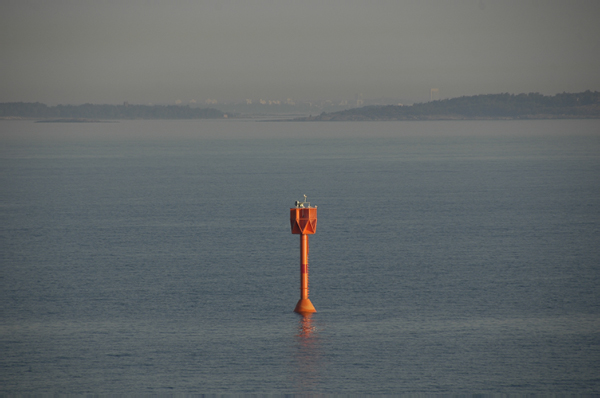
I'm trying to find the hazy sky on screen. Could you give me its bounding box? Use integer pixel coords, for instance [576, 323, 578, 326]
[1, 0, 599, 105]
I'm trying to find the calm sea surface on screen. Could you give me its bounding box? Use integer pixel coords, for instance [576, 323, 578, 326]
[1, 119, 599, 394]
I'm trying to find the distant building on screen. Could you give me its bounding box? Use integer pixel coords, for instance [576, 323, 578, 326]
[430, 88, 439, 101]
[355, 93, 363, 107]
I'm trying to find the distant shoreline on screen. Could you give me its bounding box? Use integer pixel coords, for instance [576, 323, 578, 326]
[1, 91, 599, 121]
[34, 118, 115, 123]
[293, 91, 600, 121]
[292, 114, 600, 122]
[1, 115, 598, 122]
[0, 102, 226, 120]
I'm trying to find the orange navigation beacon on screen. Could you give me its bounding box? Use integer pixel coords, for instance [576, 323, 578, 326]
[290, 195, 318, 314]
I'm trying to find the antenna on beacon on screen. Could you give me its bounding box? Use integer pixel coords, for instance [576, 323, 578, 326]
[290, 195, 318, 314]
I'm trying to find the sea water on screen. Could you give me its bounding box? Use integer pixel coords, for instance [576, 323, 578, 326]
[1, 119, 599, 394]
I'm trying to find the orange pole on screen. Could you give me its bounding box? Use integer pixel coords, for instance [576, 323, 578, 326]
[295, 233, 316, 313]
[301, 234, 309, 300]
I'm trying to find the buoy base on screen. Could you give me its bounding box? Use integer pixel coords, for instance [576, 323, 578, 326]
[294, 298, 316, 314]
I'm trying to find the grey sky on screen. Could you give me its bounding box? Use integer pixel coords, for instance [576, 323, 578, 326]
[1, 0, 599, 105]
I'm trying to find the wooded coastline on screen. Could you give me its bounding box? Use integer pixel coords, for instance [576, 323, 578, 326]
[296, 91, 600, 121]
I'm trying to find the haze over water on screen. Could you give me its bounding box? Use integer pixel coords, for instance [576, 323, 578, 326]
[1, 119, 599, 394]
[2, 1, 599, 105]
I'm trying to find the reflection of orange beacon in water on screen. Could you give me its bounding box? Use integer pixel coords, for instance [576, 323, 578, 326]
[290, 195, 318, 314]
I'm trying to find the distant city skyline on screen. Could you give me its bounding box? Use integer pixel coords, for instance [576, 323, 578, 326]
[1, 1, 599, 106]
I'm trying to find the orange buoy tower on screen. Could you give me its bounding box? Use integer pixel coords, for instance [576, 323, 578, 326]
[290, 195, 318, 314]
